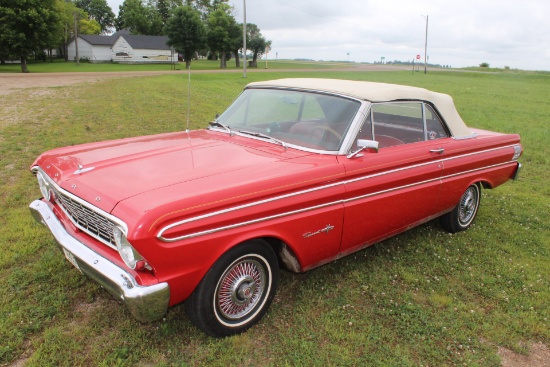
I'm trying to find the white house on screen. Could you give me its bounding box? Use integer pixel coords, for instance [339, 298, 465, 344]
[111, 35, 175, 64]
[67, 30, 176, 64]
[67, 32, 122, 62]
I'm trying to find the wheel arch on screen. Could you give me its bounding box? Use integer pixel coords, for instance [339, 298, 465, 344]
[230, 235, 303, 273]
[263, 237, 302, 273]
[479, 180, 492, 189]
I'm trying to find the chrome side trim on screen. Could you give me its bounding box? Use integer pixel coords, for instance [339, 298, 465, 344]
[452, 133, 478, 140]
[29, 199, 170, 323]
[160, 144, 517, 240]
[440, 144, 515, 163]
[157, 180, 346, 239]
[160, 200, 342, 242]
[158, 157, 518, 243]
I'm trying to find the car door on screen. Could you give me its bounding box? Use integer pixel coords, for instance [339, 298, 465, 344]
[338, 102, 449, 256]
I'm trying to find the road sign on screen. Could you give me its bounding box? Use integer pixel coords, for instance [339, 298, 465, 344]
[416, 54, 421, 60]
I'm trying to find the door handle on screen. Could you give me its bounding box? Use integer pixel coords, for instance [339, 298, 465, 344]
[430, 148, 445, 154]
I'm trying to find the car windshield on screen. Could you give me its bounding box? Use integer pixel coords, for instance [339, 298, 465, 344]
[215, 88, 361, 151]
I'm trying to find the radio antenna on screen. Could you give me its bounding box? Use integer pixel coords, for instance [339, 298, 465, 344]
[186, 63, 191, 133]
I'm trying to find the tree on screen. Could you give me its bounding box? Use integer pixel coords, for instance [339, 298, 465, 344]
[227, 20, 242, 68]
[206, 8, 234, 68]
[156, 0, 170, 26]
[164, 5, 206, 69]
[74, 0, 115, 33]
[79, 18, 102, 35]
[56, 0, 99, 61]
[116, 0, 163, 35]
[247, 23, 270, 68]
[0, 0, 60, 72]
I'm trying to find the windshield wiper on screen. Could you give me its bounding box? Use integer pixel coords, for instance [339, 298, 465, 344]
[238, 130, 288, 150]
[208, 121, 233, 135]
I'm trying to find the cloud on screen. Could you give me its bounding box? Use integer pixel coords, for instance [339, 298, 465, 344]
[229, 0, 550, 69]
[105, 0, 549, 70]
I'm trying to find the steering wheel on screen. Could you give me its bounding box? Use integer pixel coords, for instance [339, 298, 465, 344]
[308, 125, 342, 146]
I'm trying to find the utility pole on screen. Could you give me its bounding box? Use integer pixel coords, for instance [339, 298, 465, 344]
[423, 15, 428, 74]
[243, 0, 247, 78]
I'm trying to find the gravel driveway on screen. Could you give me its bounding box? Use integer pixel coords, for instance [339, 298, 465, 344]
[0, 64, 414, 96]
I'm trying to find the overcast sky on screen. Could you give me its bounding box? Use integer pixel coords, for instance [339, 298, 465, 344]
[106, 0, 550, 71]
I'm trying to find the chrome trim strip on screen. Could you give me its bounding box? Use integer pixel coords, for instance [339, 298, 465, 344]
[29, 199, 169, 323]
[342, 177, 441, 204]
[157, 179, 346, 239]
[160, 200, 342, 243]
[339, 101, 372, 155]
[31, 166, 128, 249]
[158, 156, 518, 243]
[232, 130, 341, 155]
[452, 133, 478, 140]
[440, 144, 515, 163]
[344, 144, 518, 187]
[161, 143, 516, 240]
[74, 164, 95, 175]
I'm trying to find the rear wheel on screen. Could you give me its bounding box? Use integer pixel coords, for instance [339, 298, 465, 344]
[185, 240, 279, 337]
[440, 183, 481, 233]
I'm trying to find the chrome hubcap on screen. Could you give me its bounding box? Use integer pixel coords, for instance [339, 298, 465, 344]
[216, 259, 266, 320]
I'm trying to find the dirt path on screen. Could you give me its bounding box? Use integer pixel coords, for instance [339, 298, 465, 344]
[0, 70, 189, 96]
[0, 64, 412, 96]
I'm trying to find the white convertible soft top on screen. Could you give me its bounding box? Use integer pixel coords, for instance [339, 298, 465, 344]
[246, 78, 473, 139]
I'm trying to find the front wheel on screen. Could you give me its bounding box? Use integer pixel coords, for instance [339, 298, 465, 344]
[185, 240, 279, 337]
[439, 183, 481, 233]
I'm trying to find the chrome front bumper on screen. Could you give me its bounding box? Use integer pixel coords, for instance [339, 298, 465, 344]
[29, 199, 170, 323]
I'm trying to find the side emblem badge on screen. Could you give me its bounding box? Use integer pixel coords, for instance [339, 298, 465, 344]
[303, 224, 335, 238]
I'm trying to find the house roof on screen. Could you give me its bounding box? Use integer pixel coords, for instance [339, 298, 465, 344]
[118, 35, 171, 50]
[79, 34, 114, 46]
[76, 29, 130, 46]
[246, 78, 473, 139]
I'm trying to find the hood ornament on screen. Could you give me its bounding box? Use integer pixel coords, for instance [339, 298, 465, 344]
[74, 164, 95, 175]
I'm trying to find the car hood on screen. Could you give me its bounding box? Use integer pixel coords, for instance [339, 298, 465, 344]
[32, 130, 312, 213]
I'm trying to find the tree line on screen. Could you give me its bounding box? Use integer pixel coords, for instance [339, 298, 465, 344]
[0, 0, 270, 72]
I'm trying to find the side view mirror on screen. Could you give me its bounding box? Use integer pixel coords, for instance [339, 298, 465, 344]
[347, 139, 379, 159]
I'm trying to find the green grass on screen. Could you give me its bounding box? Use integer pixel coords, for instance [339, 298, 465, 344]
[0, 69, 548, 366]
[0, 58, 351, 73]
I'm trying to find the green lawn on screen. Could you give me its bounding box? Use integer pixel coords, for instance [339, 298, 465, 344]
[0, 58, 351, 73]
[0, 69, 548, 366]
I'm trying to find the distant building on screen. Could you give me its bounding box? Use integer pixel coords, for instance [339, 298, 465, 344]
[67, 30, 176, 64]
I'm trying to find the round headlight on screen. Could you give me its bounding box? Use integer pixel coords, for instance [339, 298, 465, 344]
[36, 171, 51, 201]
[113, 226, 144, 270]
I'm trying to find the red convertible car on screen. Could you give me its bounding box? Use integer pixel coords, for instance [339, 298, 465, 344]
[30, 79, 522, 336]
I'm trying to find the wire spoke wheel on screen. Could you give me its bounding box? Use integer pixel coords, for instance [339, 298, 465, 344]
[439, 183, 481, 233]
[458, 186, 479, 226]
[185, 240, 279, 337]
[216, 258, 266, 320]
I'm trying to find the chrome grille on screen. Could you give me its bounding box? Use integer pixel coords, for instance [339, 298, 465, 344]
[53, 187, 118, 249]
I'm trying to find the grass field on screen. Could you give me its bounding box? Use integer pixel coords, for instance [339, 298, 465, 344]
[0, 67, 548, 366]
[0, 59, 351, 73]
